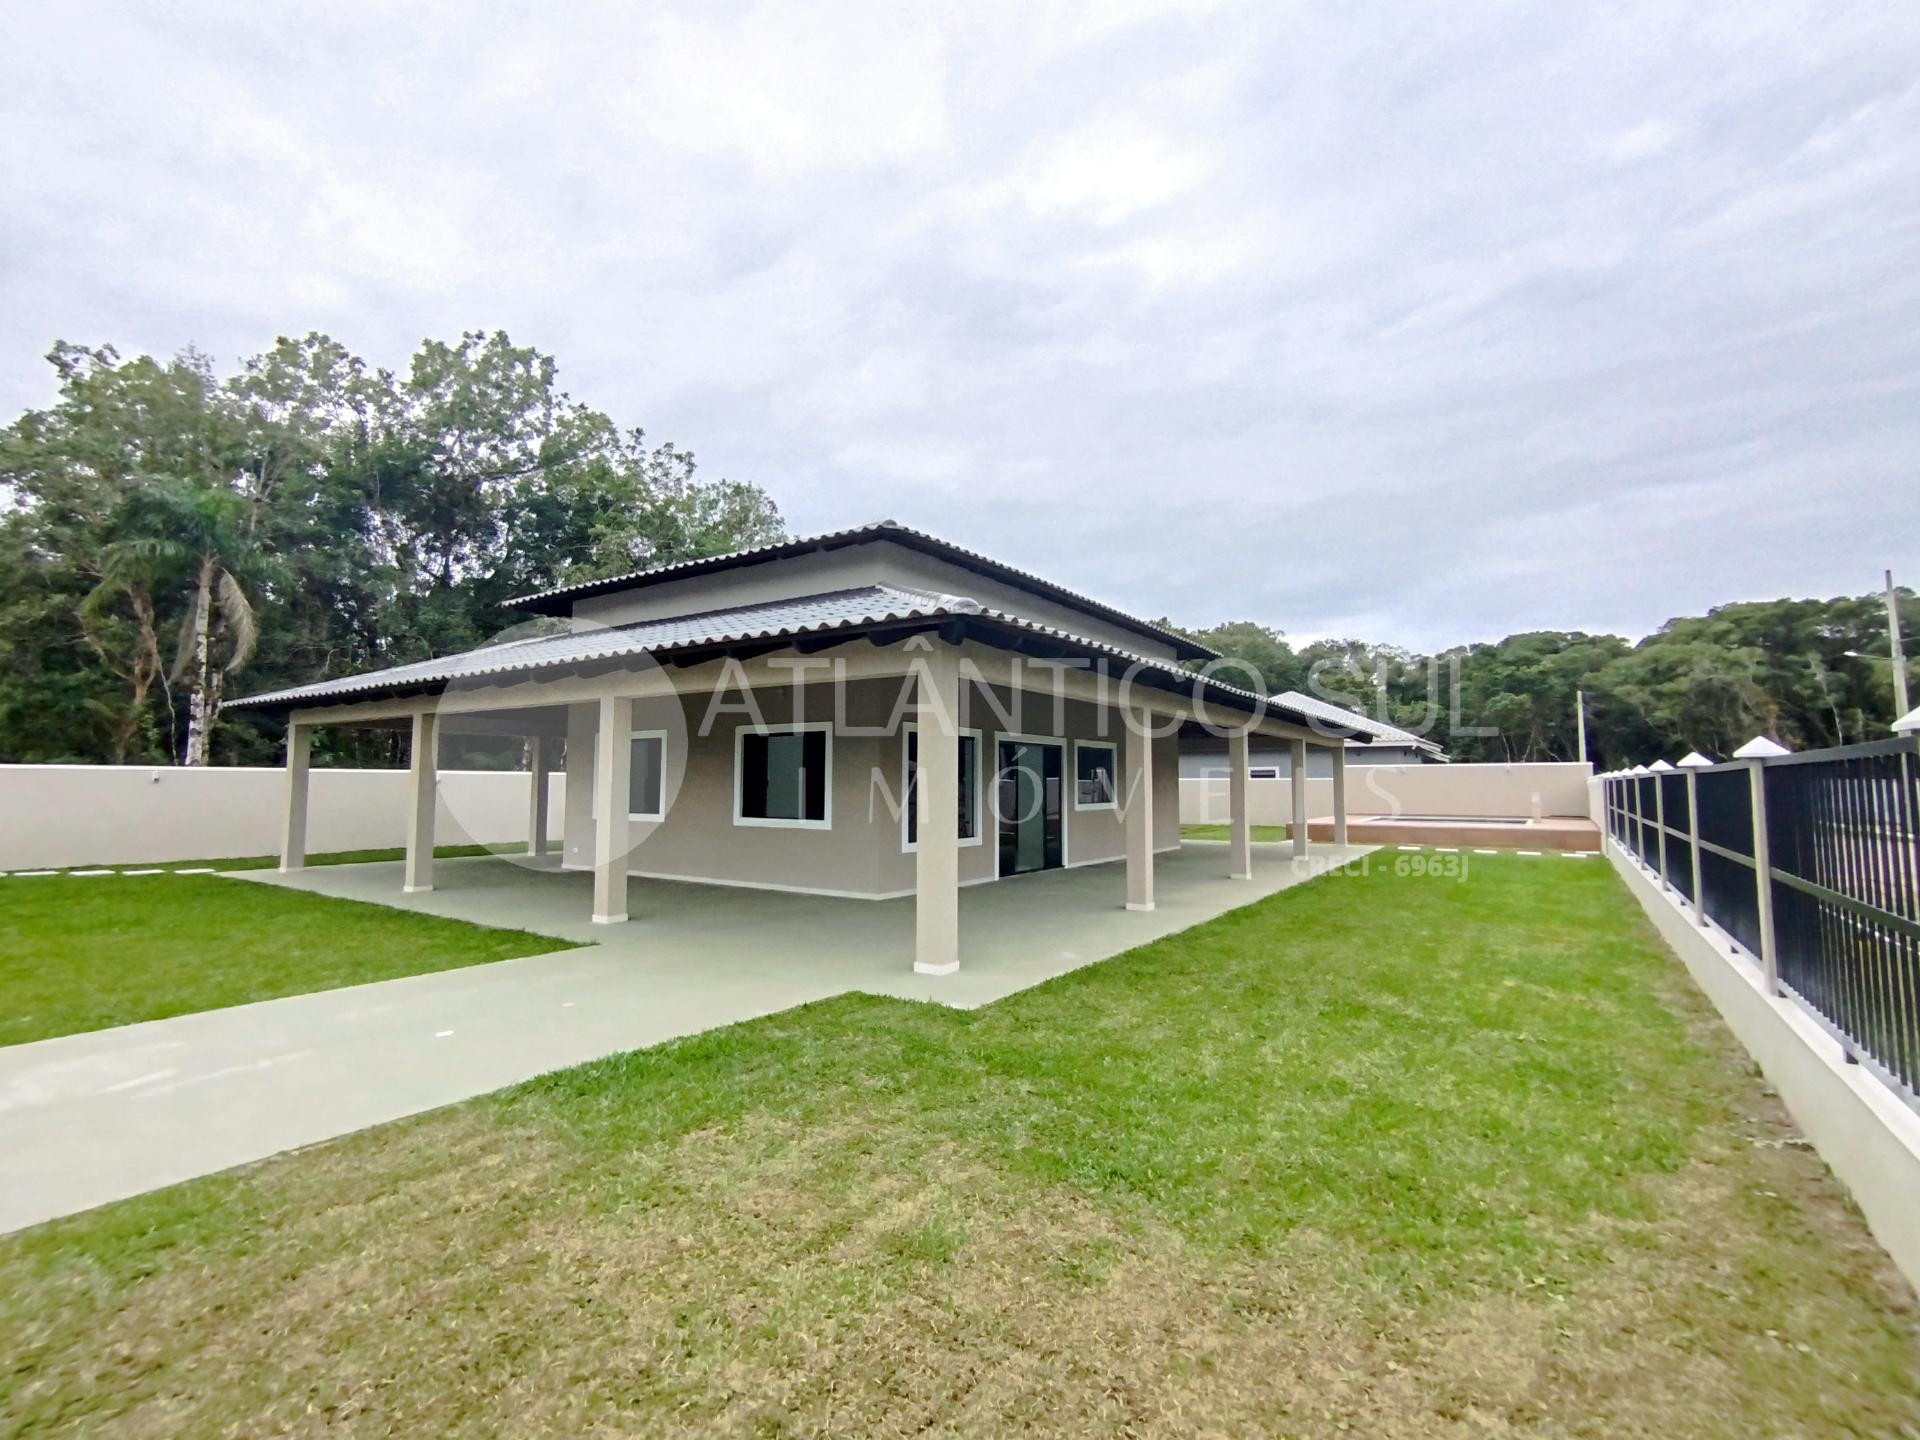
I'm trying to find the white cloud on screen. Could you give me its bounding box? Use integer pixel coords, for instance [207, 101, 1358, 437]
[2, 1, 1917, 649]
[1608, 119, 1680, 164]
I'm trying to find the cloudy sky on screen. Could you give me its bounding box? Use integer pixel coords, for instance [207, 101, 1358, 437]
[3, 2, 1915, 650]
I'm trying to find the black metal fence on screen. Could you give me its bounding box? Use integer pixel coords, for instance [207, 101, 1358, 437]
[1602, 737, 1920, 1110]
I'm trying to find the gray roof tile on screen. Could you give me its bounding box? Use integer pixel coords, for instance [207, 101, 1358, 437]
[230, 581, 1426, 752]
[505, 518, 1215, 661]
[1272, 691, 1445, 756]
[229, 585, 966, 709]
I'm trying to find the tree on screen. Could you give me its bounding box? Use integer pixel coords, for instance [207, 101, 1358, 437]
[1175, 595, 1914, 766]
[1, 344, 239, 761]
[0, 333, 788, 766]
[93, 481, 267, 765]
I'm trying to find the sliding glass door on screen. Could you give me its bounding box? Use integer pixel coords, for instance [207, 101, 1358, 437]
[996, 740, 1064, 876]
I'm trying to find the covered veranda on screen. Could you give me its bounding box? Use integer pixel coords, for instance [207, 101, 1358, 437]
[240, 837, 1374, 1010]
[249, 626, 1365, 977]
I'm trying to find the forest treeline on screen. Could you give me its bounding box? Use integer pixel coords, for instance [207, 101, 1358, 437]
[1173, 600, 1913, 770]
[0, 334, 784, 767]
[1, 335, 1907, 770]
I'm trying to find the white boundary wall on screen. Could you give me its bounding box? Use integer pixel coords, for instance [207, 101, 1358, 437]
[1181, 762, 1593, 827]
[1607, 834, 1920, 1291]
[0, 765, 562, 869]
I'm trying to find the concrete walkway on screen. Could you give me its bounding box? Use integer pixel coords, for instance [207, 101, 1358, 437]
[0, 842, 1369, 1234]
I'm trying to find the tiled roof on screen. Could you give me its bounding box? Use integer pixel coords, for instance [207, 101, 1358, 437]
[229, 583, 1415, 749]
[503, 518, 1216, 662]
[227, 586, 969, 710]
[1272, 691, 1447, 757]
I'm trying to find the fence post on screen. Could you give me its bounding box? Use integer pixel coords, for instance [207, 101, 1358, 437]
[1747, 758, 1779, 994]
[1650, 760, 1674, 890]
[1679, 752, 1711, 927]
[1625, 768, 1639, 861]
[1654, 772, 1669, 887]
[1631, 765, 1652, 870]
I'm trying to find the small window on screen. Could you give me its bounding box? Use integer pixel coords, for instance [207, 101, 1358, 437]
[736, 725, 830, 827]
[1249, 766, 1280, 780]
[588, 730, 668, 821]
[1074, 741, 1117, 809]
[904, 728, 981, 849]
[630, 734, 664, 820]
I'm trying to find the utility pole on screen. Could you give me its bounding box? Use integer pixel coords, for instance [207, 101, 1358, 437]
[1575, 688, 1588, 763]
[1887, 569, 1911, 718]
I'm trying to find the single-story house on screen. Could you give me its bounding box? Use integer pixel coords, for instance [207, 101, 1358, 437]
[231, 521, 1403, 975]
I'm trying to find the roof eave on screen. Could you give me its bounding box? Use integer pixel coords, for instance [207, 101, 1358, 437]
[229, 611, 1296, 731]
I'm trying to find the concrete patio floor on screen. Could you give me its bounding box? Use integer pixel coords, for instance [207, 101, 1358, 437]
[0, 841, 1368, 1233]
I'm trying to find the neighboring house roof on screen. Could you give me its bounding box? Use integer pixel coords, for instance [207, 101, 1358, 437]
[226, 583, 1412, 748]
[1270, 691, 1448, 760]
[503, 518, 1217, 663]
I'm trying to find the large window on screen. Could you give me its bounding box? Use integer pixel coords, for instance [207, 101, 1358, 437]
[1074, 740, 1117, 809]
[735, 723, 830, 828]
[903, 727, 981, 850]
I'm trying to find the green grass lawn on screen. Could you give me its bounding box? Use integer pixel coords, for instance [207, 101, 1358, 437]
[0, 869, 576, 1047]
[2, 856, 1916, 1436]
[1180, 822, 1293, 842]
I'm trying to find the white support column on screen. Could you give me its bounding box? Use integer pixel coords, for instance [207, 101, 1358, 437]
[592, 694, 633, 925]
[279, 721, 311, 872]
[1227, 728, 1252, 879]
[563, 702, 596, 870]
[914, 644, 962, 974]
[403, 710, 437, 893]
[1125, 708, 1155, 911]
[527, 735, 551, 859]
[1330, 742, 1349, 847]
[1289, 737, 1309, 859]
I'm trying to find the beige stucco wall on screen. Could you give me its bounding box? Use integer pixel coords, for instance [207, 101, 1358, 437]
[0, 765, 560, 870]
[1180, 761, 1595, 826]
[569, 539, 1183, 663]
[562, 673, 1182, 899]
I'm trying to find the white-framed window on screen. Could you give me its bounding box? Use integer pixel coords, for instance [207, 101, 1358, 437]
[587, 729, 670, 822]
[901, 724, 984, 852]
[1250, 766, 1280, 780]
[734, 721, 832, 829]
[1073, 739, 1118, 810]
[628, 730, 666, 820]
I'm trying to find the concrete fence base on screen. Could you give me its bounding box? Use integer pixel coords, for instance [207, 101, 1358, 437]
[1606, 836, 1920, 1292]
[1181, 761, 1594, 827]
[0, 764, 563, 870]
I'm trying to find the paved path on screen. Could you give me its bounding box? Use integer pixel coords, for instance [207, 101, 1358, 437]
[0, 843, 1370, 1233]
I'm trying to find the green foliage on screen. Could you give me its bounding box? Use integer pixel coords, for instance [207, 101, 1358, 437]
[1182, 595, 1915, 767]
[0, 333, 786, 765]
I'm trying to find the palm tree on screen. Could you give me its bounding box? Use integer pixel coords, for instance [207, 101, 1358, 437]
[90, 480, 263, 766]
